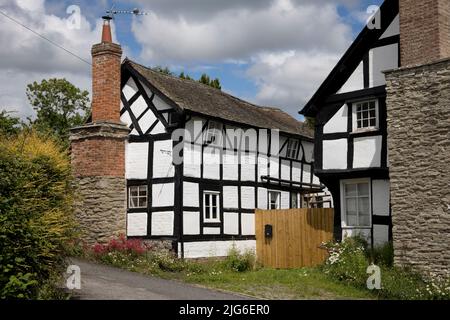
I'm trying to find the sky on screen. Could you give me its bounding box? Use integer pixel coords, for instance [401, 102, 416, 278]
[0, 0, 383, 121]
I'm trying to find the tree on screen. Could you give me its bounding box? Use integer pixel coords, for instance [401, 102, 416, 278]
[199, 73, 221, 90]
[152, 66, 174, 76]
[26, 78, 89, 144]
[153, 66, 222, 90]
[305, 117, 315, 130]
[0, 110, 22, 136]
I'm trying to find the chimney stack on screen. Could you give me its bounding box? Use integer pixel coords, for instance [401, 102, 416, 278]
[69, 17, 129, 244]
[91, 17, 122, 122]
[399, 0, 450, 66]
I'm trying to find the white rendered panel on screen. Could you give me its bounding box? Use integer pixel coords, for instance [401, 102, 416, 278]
[152, 183, 174, 207]
[125, 142, 148, 179]
[241, 213, 255, 235]
[153, 140, 174, 178]
[151, 212, 174, 236]
[323, 139, 347, 170]
[324, 104, 348, 134]
[127, 212, 147, 236]
[183, 182, 199, 207]
[183, 212, 200, 235]
[353, 136, 382, 168]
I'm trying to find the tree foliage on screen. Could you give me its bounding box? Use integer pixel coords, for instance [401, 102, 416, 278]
[153, 66, 222, 90]
[0, 110, 22, 136]
[26, 78, 90, 144]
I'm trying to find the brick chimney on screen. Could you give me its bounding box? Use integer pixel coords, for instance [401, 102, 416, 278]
[69, 17, 129, 244]
[91, 18, 122, 122]
[399, 0, 450, 66]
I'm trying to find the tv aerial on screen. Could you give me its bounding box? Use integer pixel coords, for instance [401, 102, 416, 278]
[102, 4, 149, 20]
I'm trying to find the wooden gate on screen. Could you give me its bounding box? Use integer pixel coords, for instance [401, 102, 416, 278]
[255, 208, 334, 269]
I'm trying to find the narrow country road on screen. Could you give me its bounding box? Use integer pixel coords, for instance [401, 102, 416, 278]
[68, 258, 249, 300]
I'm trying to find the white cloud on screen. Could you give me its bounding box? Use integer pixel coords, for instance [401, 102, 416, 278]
[131, 0, 353, 116]
[132, 0, 351, 64]
[0, 0, 111, 119]
[246, 50, 342, 116]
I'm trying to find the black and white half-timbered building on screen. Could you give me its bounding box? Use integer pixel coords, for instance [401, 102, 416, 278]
[120, 59, 331, 258]
[300, 0, 399, 246]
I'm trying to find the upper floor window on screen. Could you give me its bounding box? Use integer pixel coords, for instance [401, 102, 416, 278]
[128, 185, 147, 209]
[204, 121, 223, 146]
[353, 100, 379, 132]
[203, 191, 220, 223]
[286, 139, 299, 159]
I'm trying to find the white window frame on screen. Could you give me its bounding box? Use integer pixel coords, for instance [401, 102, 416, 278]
[203, 191, 221, 223]
[352, 99, 379, 132]
[268, 190, 281, 210]
[286, 139, 299, 159]
[204, 121, 223, 146]
[128, 185, 148, 209]
[340, 178, 372, 228]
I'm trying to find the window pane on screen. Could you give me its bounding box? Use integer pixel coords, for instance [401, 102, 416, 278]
[363, 119, 369, 127]
[345, 184, 357, 197]
[358, 197, 370, 216]
[139, 197, 147, 208]
[369, 119, 376, 127]
[370, 110, 376, 118]
[130, 187, 138, 197]
[359, 215, 370, 226]
[212, 194, 217, 207]
[347, 214, 358, 226]
[139, 187, 147, 197]
[358, 183, 369, 196]
[346, 198, 357, 215]
[130, 197, 138, 208]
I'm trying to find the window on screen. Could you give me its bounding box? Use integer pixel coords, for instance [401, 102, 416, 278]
[268, 191, 281, 210]
[353, 100, 378, 131]
[286, 139, 299, 159]
[128, 185, 147, 208]
[203, 191, 220, 222]
[204, 121, 223, 145]
[341, 180, 371, 227]
[290, 192, 300, 209]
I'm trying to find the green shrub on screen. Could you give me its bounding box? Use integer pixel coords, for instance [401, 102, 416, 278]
[148, 251, 187, 272]
[0, 130, 76, 299]
[321, 237, 369, 287]
[223, 244, 256, 272]
[322, 237, 450, 300]
[368, 242, 394, 267]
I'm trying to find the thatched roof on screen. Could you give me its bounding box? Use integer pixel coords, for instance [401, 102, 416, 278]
[124, 59, 313, 138]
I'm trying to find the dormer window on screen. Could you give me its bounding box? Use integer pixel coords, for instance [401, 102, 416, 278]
[352, 100, 379, 132]
[286, 139, 299, 159]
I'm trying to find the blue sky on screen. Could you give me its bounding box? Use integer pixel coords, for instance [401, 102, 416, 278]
[0, 0, 383, 120]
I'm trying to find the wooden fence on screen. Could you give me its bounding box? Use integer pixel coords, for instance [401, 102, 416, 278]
[255, 208, 334, 269]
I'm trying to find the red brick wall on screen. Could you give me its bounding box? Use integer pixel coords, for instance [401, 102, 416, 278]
[399, 0, 450, 66]
[91, 43, 122, 122]
[71, 137, 125, 177]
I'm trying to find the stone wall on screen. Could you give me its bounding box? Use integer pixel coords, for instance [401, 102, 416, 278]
[385, 58, 450, 278]
[74, 176, 127, 244]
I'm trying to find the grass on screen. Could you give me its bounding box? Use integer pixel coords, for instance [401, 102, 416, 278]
[179, 264, 374, 300]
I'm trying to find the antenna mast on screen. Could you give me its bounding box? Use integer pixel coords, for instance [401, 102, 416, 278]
[103, 4, 149, 20]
